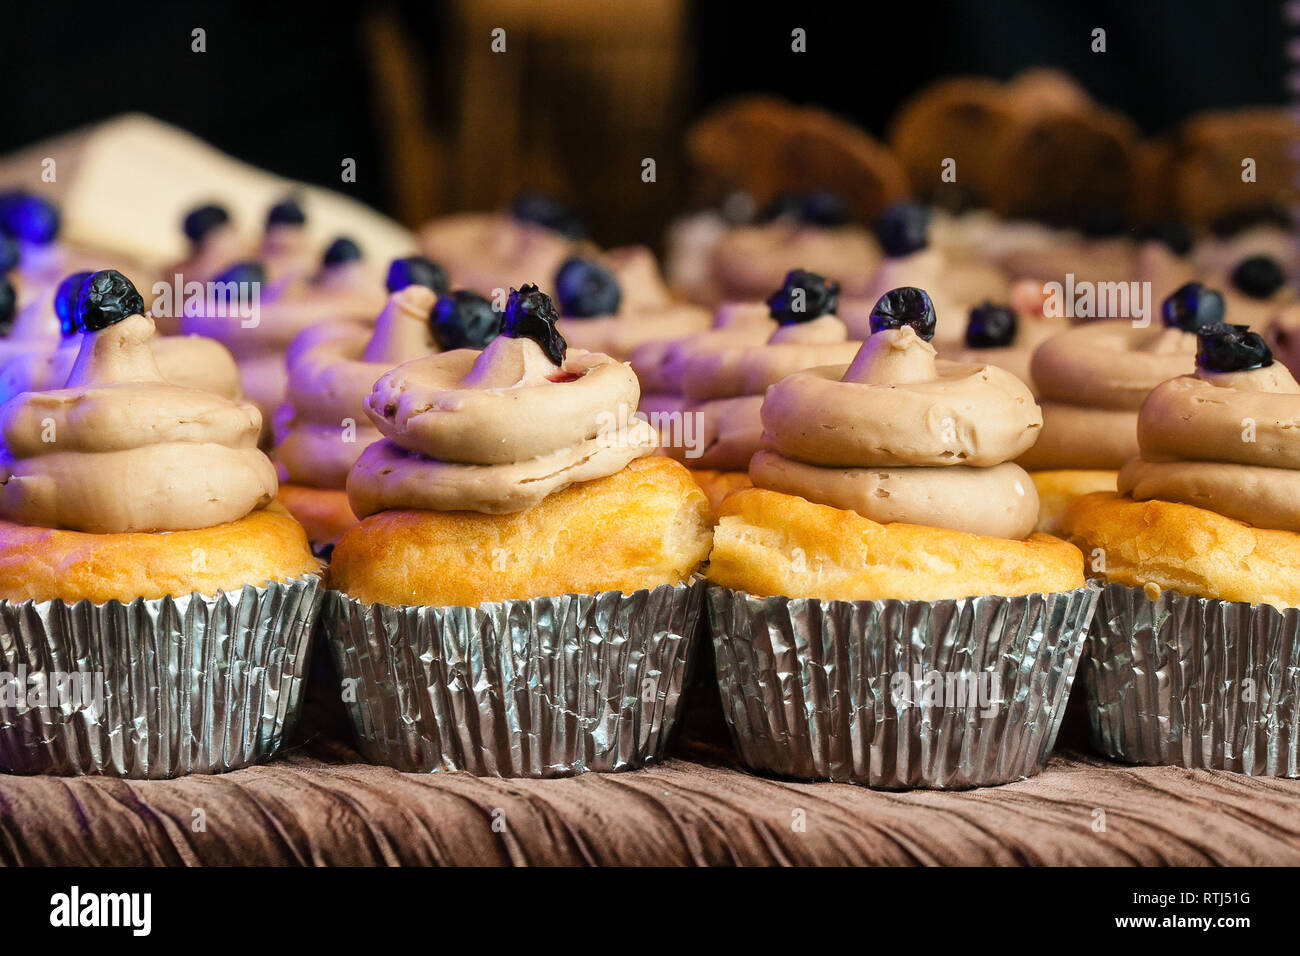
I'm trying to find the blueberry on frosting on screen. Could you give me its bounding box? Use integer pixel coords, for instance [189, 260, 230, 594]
[509, 191, 587, 240]
[72, 270, 144, 333]
[1196, 323, 1273, 373]
[386, 255, 448, 295]
[874, 202, 929, 257]
[869, 286, 936, 341]
[1161, 281, 1225, 332]
[766, 269, 840, 324]
[430, 290, 501, 351]
[0, 233, 18, 273]
[266, 196, 307, 228]
[0, 277, 15, 336]
[502, 284, 566, 365]
[555, 257, 621, 317]
[1, 194, 60, 245]
[1230, 255, 1285, 300]
[964, 302, 1017, 348]
[182, 203, 230, 243]
[54, 271, 94, 337]
[213, 260, 267, 287]
[322, 236, 363, 268]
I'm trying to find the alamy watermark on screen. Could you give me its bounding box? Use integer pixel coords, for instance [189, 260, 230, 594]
[0, 665, 105, 715]
[888, 667, 1003, 718]
[152, 274, 261, 328]
[1042, 273, 1152, 327]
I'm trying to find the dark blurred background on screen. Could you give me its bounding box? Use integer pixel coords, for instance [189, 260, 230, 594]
[4, 0, 1290, 245]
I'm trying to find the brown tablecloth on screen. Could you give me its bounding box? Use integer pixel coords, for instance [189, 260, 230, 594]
[4, 723, 1300, 866]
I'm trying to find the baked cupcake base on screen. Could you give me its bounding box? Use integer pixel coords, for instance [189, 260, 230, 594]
[708, 488, 1085, 602]
[689, 468, 752, 514]
[331, 456, 712, 607]
[0, 505, 320, 604]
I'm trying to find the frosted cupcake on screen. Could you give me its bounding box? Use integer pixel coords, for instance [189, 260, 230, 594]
[552, 248, 712, 360]
[325, 285, 713, 775]
[275, 265, 496, 549]
[855, 203, 1008, 346]
[1065, 322, 1300, 775]
[942, 279, 1070, 391]
[670, 270, 862, 486]
[0, 271, 321, 777]
[180, 239, 386, 442]
[1018, 282, 1219, 533]
[419, 192, 585, 297]
[707, 285, 1094, 788]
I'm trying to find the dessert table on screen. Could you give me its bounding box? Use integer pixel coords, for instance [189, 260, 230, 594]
[3, 687, 1298, 867]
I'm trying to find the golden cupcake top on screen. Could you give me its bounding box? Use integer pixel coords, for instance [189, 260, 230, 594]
[752, 286, 1043, 539]
[1120, 321, 1300, 532]
[347, 284, 657, 516]
[0, 271, 276, 534]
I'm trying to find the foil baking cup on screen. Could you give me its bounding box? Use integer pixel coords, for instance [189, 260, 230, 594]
[708, 583, 1100, 789]
[1083, 582, 1300, 776]
[324, 578, 704, 775]
[0, 575, 322, 778]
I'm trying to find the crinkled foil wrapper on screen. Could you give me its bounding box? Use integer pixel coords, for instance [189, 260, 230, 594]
[0, 575, 322, 778]
[708, 583, 1100, 790]
[323, 578, 704, 776]
[1083, 582, 1300, 776]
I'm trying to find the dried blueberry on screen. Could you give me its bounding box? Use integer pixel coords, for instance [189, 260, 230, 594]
[869, 286, 936, 341]
[766, 269, 840, 324]
[266, 196, 306, 228]
[322, 236, 363, 268]
[1230, 255, 1285, 300]
[874, 202, 930, 257]
[430, 290, 501, 351]
[965, 302, 1017, 348]
[213, 261, 267, 287]
[387, 255, 448, 295]
[54, 271, 94, 337]
[1196, 323, 1273, 373]
[501, 284, 566, 365]
[72, 270, 144, 333]
[1161, 282, 1225, 332]
[0, 233, 18, 273]
[555, 257, 621, 317]
[1210, 204, 1292, 239]
[1, 194, 59, 245]
[761, 190, 850, 227]
[182, 203, 231, 243]
[1143, 219, 1193, 257]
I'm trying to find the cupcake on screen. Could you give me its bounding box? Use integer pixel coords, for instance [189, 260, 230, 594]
[0, 271, 322, 777]
[180, 240, 386, 444]
[0, 270, 242, 403]
[668, 270, 862, 495]
[706, 286, 1094, 788]
[325, 284, 713, 775]
[855, 203, 1007, 346]
[1017, 282, 1221, 533]
[1063, 323, 1300, 776]
[709, 192, 881, 301]
[274, 263, 495, 550]
[419, 192, 585, 297]
[942, 280, 1069, 391]
[259, 196, 316, 281]
[552, 247, 711, 360]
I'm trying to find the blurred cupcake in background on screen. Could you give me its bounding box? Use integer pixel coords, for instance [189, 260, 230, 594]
[552, 247, 711, 360]
[419, 190, 586, 298]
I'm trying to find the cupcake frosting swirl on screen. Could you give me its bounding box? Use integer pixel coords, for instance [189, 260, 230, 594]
[1120, 360, 1300, 531]
[752, 324, 1043, 538]
[348, 332, 658, 516]
[0, 312, 275, 533]
[276, 285, 438, 489]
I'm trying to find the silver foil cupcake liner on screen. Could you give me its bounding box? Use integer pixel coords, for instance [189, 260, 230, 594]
[1082, 582, 1300, 776]
[0, 575, 322, 778]
[323, 578, 704, 775]
[707, 583, 1100, 789]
